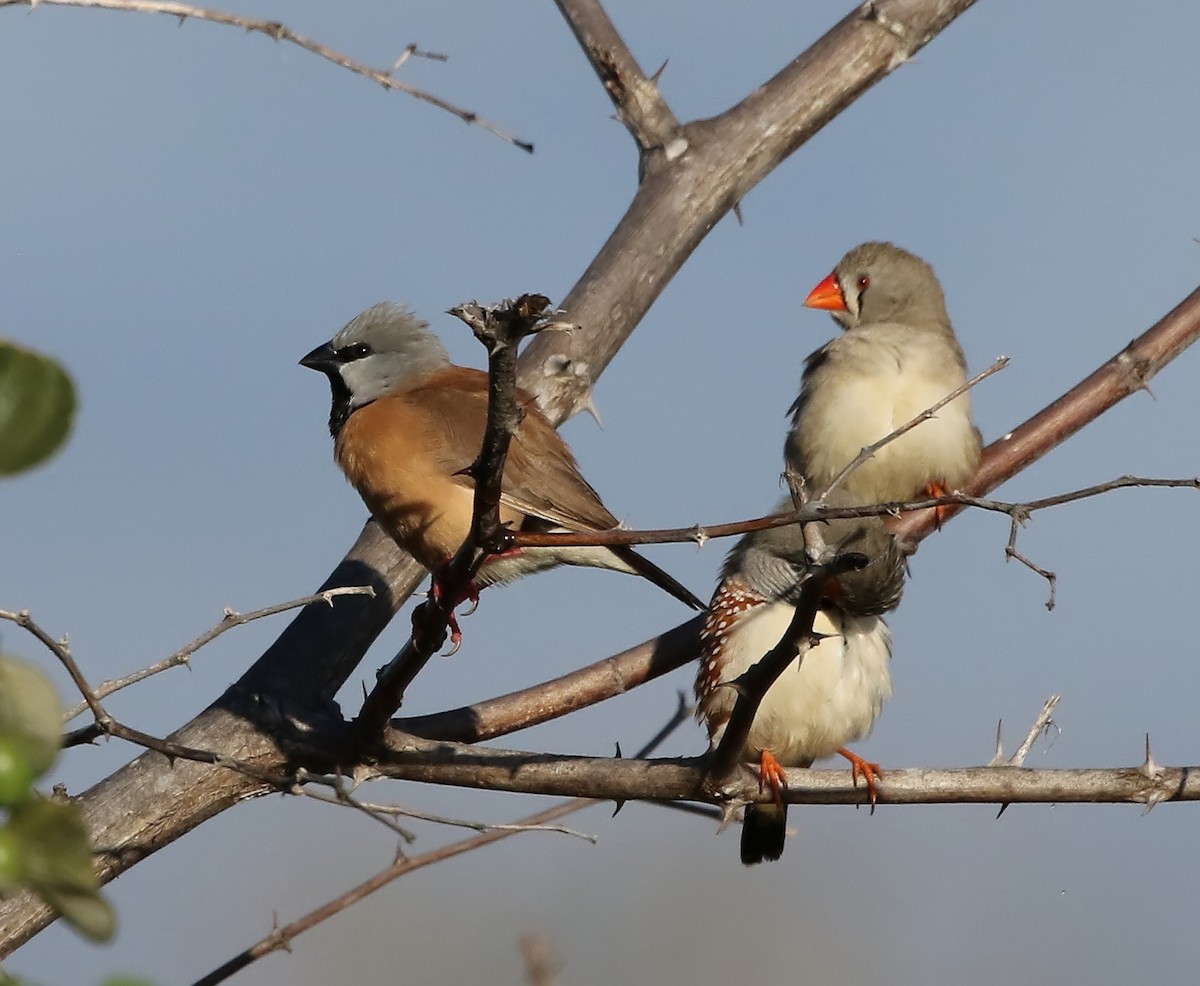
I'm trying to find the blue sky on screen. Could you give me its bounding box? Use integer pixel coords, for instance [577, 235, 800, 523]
[4, 1, 1200, 983]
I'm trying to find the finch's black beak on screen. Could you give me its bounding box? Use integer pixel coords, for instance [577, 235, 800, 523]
[299, 342, 337, 372]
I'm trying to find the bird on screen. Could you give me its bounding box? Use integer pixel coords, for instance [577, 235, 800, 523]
[695, 502, 907, 865]
[787, 241, 983, 516]
[300, 302, 705, 639]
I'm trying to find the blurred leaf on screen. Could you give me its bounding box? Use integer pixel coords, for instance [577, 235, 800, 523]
[102, 980, 156, 986]
[7, 798, 115, 942]
[0, 656, 63, 783]
[0, 341, 76, 476]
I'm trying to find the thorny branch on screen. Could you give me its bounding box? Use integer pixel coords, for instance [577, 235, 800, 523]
[60, 586, 374, 724]
[508, 475, 1199, 550]
[0, 0, 534, 151]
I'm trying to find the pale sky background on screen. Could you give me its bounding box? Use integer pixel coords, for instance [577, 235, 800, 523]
[4, 1, 1200, 983]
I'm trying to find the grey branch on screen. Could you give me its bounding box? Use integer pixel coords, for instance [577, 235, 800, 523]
[60, 586, 374, 723]
[0, 0, 533, 151]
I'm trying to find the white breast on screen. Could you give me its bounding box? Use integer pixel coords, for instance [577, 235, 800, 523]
[795, 324, 976, 502]
[703, 603, 893, 767]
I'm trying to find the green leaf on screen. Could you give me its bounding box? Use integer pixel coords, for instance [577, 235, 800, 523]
[0, 341, 76, 476]
[0, 656, 63, 781]
[7, 798, 116, 942]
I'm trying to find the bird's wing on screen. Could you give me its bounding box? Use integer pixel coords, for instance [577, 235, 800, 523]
[408, 367, 620, 533]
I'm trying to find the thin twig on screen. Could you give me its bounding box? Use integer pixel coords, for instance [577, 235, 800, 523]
[347, 801, 597, 843]
[0, 609, 110, 726]
[60, 587, 374, 722]
[1009, 695, 1061, 767]
[1, 0, 533, 151]
[507, 475, 1199, 551]
[1005, 517, 1058, 609]
[191, 697, 694, 986]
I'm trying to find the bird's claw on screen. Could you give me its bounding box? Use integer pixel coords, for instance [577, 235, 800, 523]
[758, 749, 788, 811]
[838, 746, 883, 813]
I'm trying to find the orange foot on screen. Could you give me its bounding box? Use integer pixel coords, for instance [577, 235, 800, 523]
[838, 747, 883, 813]
[924, 480, 954, 529]
[758, 749, 788, 811]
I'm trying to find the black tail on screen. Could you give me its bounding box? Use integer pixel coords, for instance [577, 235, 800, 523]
[741, 804, 787, 865]
[611, 545, 706, 611]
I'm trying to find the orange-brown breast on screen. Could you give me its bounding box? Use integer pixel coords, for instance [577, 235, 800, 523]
[334, 366, 621, 567]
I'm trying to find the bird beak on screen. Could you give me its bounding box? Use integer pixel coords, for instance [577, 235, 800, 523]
[803, 272, 848, 312]
[299, 342, 337, 371]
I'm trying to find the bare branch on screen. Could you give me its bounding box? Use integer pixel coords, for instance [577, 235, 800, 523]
[60, 587, 374, 723]
[0, 609, 110, 726]
[1008, 695, 1061, 767]
[507, 474, 1199, 551]
[1005, 517, 1058, 610]
[553, 0, 682, 152]
[0, 0, 534, 151]
[370, 733, 1200, 809]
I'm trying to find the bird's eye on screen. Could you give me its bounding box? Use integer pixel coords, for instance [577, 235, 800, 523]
[856, 274, 871, 291]
[338, 342, 373, 361]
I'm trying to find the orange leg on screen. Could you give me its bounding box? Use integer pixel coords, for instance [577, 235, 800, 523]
[758, 749, 788, 811]
[838, 747, 883, 812]
[925, 480, 953, 529]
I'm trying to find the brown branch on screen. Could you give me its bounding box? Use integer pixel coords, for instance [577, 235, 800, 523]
[352, 295, 552, 741]
[395, 617, 704, 743]
[505, 474, 1199, 550]
[0, 0, 534, 151]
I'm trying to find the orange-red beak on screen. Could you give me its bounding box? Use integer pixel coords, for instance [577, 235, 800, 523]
[804, 272, 847, 312]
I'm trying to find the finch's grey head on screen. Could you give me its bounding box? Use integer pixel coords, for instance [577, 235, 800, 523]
[300, 302, 450, 435]
[806, 241, 950, 332]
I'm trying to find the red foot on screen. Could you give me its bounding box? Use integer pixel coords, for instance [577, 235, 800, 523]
[925, 481, 954, 529]
[758, 749, 788, 811]
[838, 747, 883, 813]
[411, 563, 483, 654]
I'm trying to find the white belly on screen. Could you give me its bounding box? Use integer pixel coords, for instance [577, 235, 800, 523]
[704, 604, 893, 767]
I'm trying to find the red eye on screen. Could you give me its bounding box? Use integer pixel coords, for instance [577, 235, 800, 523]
[856, 274, 870, 291]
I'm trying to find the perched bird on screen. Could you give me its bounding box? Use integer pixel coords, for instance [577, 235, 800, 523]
[300, 302, 705, 632]
[696, 504, 906, 865]
[787, 241, 983, 514]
